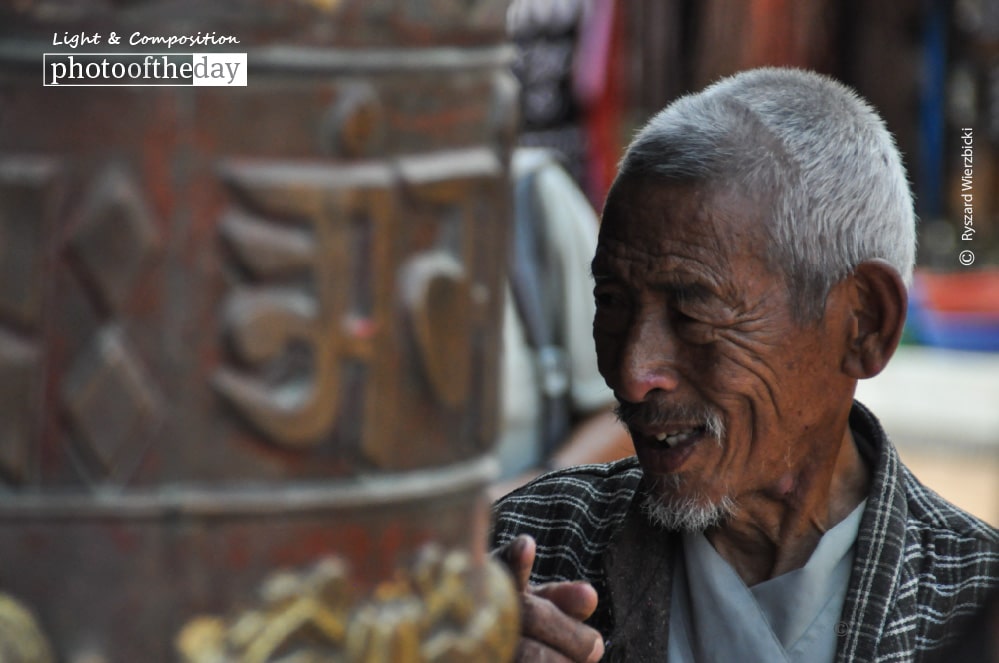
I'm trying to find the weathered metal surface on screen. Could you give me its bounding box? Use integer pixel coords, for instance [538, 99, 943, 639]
[0, 1, 518, 660]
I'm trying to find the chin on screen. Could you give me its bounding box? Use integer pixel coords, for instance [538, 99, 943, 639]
[642, 477, 737, 533]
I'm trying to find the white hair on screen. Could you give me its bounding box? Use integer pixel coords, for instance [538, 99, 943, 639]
[616, 67, 916, 320]
[642, 482, 737, 533]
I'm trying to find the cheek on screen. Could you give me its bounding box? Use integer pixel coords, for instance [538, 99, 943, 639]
[706, 333, 786, 409]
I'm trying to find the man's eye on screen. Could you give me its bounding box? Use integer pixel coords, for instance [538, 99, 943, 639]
[673, 307, 699, 323]
[594, 288, 626, 310]
[593, 287, 630, 334]
[672, 305, 718, 343]
[671, 288, 718, 325]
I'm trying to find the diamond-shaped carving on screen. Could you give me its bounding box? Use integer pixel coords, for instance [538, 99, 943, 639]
[62, 325, 163, 478]
[67, 167, 158, 313]
[0, 330, 39, 485]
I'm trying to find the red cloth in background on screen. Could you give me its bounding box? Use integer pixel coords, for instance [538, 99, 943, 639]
[576, 0, 625, 211]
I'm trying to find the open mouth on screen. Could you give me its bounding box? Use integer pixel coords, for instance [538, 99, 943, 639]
[636, 424, 710, 473]
[650, 426, 707, 449]
[615, 401, 724, 472]
[651, 425, 707, 449]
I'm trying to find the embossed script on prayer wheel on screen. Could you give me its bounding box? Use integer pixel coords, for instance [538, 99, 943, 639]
[0, 2, 519, 660]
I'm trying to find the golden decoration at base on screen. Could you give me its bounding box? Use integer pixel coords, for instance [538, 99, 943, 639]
[177, 545, 519, 662]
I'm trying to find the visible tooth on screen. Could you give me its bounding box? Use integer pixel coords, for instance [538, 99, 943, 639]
[653, 428, 700, 448]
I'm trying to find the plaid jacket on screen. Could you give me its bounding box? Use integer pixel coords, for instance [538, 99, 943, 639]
[491, 402, 999, 662]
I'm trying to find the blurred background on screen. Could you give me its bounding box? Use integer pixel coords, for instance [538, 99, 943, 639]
[508, 0, 999, 524]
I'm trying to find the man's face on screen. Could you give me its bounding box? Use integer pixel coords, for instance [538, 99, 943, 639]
[592, 178, 854, 530]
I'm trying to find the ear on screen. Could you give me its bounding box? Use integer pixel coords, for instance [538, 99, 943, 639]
[841, 260, 907, 379]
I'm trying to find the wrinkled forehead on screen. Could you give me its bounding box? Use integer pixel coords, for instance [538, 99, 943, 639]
[597, 176, 770, 255]
[592, 176, 788, 297]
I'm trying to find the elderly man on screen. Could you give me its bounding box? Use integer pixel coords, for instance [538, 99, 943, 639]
[491, 68, 999, 662]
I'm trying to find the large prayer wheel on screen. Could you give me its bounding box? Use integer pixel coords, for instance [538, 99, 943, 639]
[0, 1, 519, 660]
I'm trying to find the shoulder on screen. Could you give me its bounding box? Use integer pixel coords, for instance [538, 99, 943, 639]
[891, 467, 999, 652]
[900, 464, 999, 570]
[841, 403, 999, 658]
[491, 457, 643, 541]
[490, 457, 642, 582]
[856, 399, 999, 585]
[854, 400, 999, 556]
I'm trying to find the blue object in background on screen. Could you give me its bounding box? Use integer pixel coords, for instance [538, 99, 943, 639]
[916, 0, 949, 220]
[908, 287, 999, 352]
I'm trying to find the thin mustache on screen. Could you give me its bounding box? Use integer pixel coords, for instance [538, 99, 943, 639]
[614, 401, 726, 439]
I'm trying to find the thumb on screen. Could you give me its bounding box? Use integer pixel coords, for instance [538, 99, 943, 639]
[496, 534, 536, 592]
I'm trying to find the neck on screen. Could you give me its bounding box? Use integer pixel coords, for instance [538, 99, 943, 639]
[705, 428, 870, 586]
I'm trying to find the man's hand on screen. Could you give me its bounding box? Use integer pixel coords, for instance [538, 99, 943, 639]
[495, 534, 605, 662]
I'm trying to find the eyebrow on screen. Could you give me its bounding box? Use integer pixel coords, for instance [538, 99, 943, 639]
[669, 282, 715, 304]
[591, 267, 717, 302]
[591, 243, 724, 297]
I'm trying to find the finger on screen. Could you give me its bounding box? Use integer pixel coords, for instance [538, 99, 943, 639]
[520, 593, 604, 662]
[493, 534, 536, 591]
[532, 581, 599, 621]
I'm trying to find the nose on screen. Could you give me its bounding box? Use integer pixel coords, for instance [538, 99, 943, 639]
[614, 311, 681, 403]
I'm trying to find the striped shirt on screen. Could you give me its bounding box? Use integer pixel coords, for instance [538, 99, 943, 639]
[491, 402, 999, 662]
